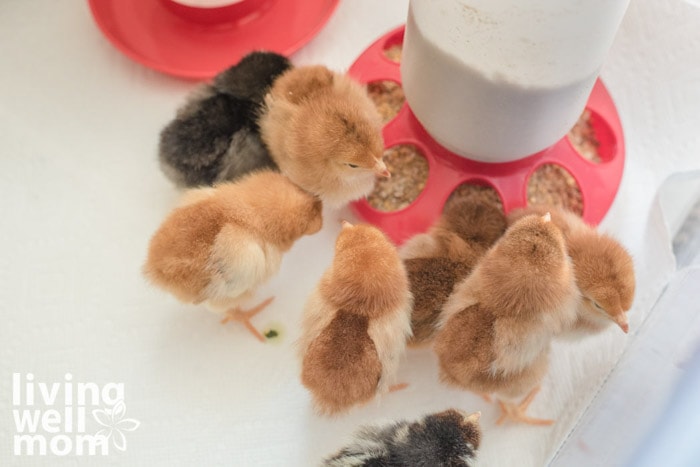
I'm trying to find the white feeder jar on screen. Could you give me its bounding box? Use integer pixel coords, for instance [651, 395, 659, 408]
[401, 0, 630, 163]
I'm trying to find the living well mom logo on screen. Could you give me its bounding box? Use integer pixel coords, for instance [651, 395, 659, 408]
[11, 373, 140, 456]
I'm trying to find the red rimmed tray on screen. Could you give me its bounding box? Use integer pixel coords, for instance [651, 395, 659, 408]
[88, 0, 340, 79]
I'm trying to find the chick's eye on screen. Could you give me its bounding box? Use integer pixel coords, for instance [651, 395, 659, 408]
[593, 302, 605, 311]
[346, 163, 359, 168]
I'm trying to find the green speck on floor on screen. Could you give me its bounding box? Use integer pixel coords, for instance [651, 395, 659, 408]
[263, 322, 284, 343]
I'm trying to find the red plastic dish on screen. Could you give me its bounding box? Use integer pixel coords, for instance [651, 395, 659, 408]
[88, 0, 340, 79]
[350, 26, 625, 244]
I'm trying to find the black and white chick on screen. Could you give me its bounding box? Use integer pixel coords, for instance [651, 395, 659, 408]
[322, 409, 481, 467]
[159, 51, 291, 187]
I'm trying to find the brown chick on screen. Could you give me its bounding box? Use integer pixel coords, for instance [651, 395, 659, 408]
[405, 257, 472, 347]
[434, 213, 578, 425]
[507, 205, 587, 239]
[400, 200, 507, 346]
[298, 222, 412, 415]
[507, 206, 635, 336]
[400, 199, 507, 262]
[143, 170, 323, 341]
[259, 66, 389, 208]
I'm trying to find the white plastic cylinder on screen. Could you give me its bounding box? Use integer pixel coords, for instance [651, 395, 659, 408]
[401, 0, 630, 163]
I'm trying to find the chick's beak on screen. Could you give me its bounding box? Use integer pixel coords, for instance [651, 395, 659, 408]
[465, 411, 481, 424]
[456, 410, 481, 424]
[341, 220, 353, 229]
[374, 160, 391, 178]
[613, 313, 629, 333]
[615, 314, 630, 334]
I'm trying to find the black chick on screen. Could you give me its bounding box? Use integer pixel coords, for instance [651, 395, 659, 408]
[323, 409, 481, 467]
[159, 51, 291, 187]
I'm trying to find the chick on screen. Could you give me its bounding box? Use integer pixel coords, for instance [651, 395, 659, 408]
[401, 200, 507, 346]
[143, 170, 322, 341]
[259, 66, 389, 207]
[405, 257, 472, 346]
[506, 205, 585, 238]
[507, 206, 635, 336]
[299, 222, 412, 415]
[434, 213, 578, 425]
[399, 199, 506, 262]
[323, 409, 481, 467]
[159, 51, 291, 188]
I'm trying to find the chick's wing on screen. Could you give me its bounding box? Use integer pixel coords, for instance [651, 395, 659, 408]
[204, 224, 281, 302]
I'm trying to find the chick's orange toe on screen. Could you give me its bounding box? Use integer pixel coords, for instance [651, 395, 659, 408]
[220, 297, 275, 342]
[388, 383, 409, 392]
[495, 388, 554, 427]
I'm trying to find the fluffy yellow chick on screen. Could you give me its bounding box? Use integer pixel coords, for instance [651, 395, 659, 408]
[298, 222, 412, 415]
[259, 66, 388, 207]
[507, 205, 635, 336]
[434, 214, 578, 425]
[400, 200, 507, 346]
[143, 170, 322, 341]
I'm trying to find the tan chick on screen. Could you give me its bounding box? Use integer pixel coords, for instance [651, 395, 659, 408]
[143, 170, 323, 341]
[298, 222, 412, 415]
[401, 200, 507, 346]
[507, 205, 635, 336]
[434, 213, 578, 425]
[259, 66, 389, 208]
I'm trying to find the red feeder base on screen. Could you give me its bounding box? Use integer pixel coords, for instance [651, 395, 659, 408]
[349, 26, 625, 244]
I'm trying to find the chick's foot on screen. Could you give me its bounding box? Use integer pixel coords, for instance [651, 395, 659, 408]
[495, 387, 553, 426]
[388, 383, 409, 392]
[221, 297, 275, 342]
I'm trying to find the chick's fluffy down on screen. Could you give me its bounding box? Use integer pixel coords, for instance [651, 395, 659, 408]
[260, 66, 385, 207]
[507, 205, 635, 336]
[323, 409, 481, 467]
[158, 51, 291, 188]
[299, 224, 412, 415]
[144, 171, 322, 310]
[434, 214, 578, 399]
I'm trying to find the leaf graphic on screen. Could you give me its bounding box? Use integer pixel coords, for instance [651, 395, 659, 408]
[92, 409, 112, 427]
[93, 401, 139, 451]
[112, 400, 127, 422]
[112, 429, 127, 452]
[117, 418, 141, 432]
